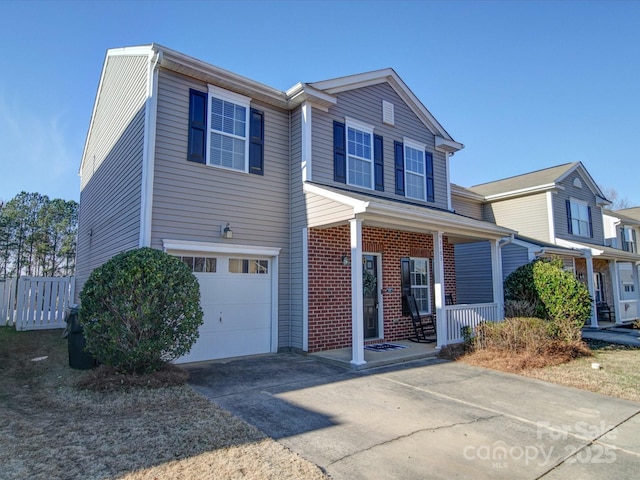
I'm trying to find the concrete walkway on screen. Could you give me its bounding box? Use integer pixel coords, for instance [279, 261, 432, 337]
[186, 354, 640, 479]
[583, 326, 640, 347]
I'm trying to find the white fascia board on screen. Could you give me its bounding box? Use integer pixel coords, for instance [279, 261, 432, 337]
[435, 136, 464, 153]
[555, 238, 603, 256]
[155, 43, 288, 108]
[303, 183, 369, 214]
[162, 239, 281, 257]
[483, 183, 560, 201]
[286, 83, 337, 112]
[556, 161, 606, 200]
[308, 68, 395, 92]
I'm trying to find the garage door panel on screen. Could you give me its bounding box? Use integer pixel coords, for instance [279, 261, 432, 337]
[175, 255, 274, 364]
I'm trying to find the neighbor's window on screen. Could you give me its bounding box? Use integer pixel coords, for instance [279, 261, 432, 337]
[404, 141, 426, 201]
[410, 258, 431, 314]
[179, 256, 217, 273]
[569, 199, 591, 237]
[346, 119, 374, 189]
[229, 258, 269, 274]
[208, 85, 250, 172]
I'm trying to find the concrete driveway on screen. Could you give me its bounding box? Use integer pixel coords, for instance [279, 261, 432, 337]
[186, 354, 640, 479]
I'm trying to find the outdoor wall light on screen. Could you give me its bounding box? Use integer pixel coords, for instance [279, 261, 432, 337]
[341, 254, 350, 266]
[221, 223, 233, 239]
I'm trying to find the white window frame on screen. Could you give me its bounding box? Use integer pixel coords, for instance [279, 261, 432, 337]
[404, 138, 426, 201]
[410, 257, 432, 315]
[207, 85, 251, 173]
[569, 198, 590, 237]
[345, 117, 374, 190]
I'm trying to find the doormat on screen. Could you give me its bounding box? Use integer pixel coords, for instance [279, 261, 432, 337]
[364, 343, 409, 352]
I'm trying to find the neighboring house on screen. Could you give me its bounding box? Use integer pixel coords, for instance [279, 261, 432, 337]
[76, 44, 514, 366]
[452, 163, 640, 326]
[603, 209, 640, 320]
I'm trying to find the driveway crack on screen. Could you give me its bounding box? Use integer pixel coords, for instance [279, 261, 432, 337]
[326, 415, 502, 468]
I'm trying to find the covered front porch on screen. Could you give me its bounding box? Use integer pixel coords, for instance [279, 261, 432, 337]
[556, 239, 640, 328]
[302, 184, 514, 367]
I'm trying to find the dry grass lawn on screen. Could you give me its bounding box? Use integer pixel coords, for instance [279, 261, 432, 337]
[458, 340, 640, 404]
[0, 328, 329, 480]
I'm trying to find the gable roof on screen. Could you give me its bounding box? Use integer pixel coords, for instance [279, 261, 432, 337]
[468, 162, 608, 203]
[308, 69, 462, 151]
[616, 207, 640, 222]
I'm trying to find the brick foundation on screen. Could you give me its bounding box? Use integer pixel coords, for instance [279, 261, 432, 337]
[307, 225, 456, 352]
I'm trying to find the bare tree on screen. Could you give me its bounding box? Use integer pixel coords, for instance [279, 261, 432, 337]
[602, 187, 632, 211]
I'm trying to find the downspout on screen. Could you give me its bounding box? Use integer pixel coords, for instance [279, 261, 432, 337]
[139, 49, 162, 248]
[499, 234, 514, 249]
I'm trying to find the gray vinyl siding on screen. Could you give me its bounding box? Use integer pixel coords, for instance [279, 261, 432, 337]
[311, 83, 449, 211]
[483, 193, 550, 242]
[150, 68, 292, 349]
[501, 243, 530, 280]
[75, 54, 149, 300]
[452, 195, 483, 220]
[454, 241, 493, 304]
[554, 171, 605, 244]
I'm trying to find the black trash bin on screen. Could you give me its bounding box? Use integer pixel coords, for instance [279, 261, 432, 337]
[67, 306, 95, 370]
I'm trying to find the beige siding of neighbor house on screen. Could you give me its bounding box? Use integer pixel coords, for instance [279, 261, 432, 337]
[483, 193, 551, 243]
[310, 83, 449, 211]
[75, 53, 150, 299]
[553, 170, 605, 244]
[150, 68, 292, 347]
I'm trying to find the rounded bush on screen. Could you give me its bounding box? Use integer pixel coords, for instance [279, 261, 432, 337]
[79, 247, 204, 374]
[504, 258, 592, 342]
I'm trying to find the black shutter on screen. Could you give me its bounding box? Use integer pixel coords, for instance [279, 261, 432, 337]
[333, 121, 346, 183]
[374, 134, 384, 191]
[187, 89, 207, 164]
[401, 257, 411, 316]
[588, 206, 593, 238]
[566, 199, 573, 235]
[425, 151, 434, 202]
[248, 108, 264, 175]
[394, 141, 404, 195]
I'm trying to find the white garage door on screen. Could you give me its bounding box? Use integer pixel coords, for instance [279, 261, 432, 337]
[174, 255, 273, 363]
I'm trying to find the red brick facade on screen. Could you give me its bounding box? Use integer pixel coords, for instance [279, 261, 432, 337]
[307, 225, 456, 352]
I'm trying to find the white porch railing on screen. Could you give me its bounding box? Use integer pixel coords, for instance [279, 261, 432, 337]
[617, 299, 638, 323]
[445, 302, 502, 344]
[1, 277, 75, 331]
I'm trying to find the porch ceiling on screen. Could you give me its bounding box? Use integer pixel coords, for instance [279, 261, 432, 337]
[303, 183, 515, 242]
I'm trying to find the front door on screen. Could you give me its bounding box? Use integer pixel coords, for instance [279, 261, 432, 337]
[363, 254, 379, 339]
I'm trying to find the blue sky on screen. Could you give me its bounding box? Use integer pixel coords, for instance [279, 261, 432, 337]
[1, 0, 638, 205]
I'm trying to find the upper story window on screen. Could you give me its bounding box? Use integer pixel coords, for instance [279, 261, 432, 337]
[346, 119, 374, 189]
[404, 140, 426, 201]
[209, 86, 250, 172]
[622, 226, 637, 253]
[187, 87, 264, 175]
[394, 139, 434, 202]
[566, 199, 592, 238]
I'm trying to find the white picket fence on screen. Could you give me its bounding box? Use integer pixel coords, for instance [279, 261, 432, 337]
[1, 276, 75, 331]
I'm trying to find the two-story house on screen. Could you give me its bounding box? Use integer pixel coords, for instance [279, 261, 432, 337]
[76, 44, 513, 366]
[452, 162, 640, 327]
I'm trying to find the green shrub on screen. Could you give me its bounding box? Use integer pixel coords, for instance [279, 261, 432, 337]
[79, 247, 204, 374]
[504, 258, 592, 343]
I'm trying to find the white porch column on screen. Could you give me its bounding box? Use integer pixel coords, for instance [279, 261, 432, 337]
[490, 238, 504, 320]
[634, 263, 640, 318]
[350, 218, 366, 366]
[609, 260, 622, 324]
[585, 251, 597, 328]
[433, 231, 446, 349]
